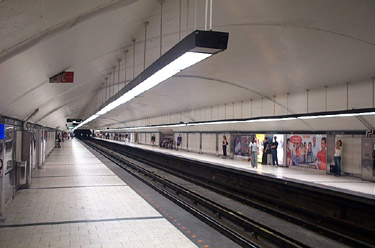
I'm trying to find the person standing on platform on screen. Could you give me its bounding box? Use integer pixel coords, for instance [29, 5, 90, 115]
[262, 137, 268, 165]
[266, 140, 272, 165]
[176, 135, 182, 150]
[249, 138, 258, 168]
[151, 134, 156, 146]
[333, 140, 343, 176]
[271, 136, 279, 167]
[222, 135, 228, 158]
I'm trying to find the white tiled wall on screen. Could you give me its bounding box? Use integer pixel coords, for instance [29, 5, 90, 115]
[144, 133, 159, 146]
[188, 133, 200, 153]
[336, 135, 362, 175]
[138, 133, 146, 144]
[46, 131, 55, 156]
[145, 133, 152, 145]
[202, 133, 216, 155]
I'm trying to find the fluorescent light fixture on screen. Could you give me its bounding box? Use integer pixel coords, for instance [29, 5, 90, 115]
[245, 117, 297, 123]
[96, 116, 298, 131]
[73, 30, 228, 130]
[74, 114, 99, 129]
[297, 112, 375, 120]
[96, 52, 212, 116]
[186, 120, 237, 126]
[93, 109, 375, 132]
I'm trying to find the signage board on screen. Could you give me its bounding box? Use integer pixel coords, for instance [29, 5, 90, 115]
[50, 71, 74, 83]
[67, 118, 82, 123]
[0, 124, 5, 139]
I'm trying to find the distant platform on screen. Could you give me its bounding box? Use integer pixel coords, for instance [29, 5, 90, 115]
[95, 137, 375, 200]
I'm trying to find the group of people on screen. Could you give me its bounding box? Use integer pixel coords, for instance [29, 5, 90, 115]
[56, 132, 73, 148]
[222, 135, 343, 176]
[150, 134, 343, 176]
[223, 135, 279, 168]
[260, 137, 279, 167]
[160, 138, 174, 149]
[152, 134, 182, 150]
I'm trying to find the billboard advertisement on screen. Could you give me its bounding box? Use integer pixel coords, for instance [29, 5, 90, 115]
[256, 134, 265, 163]
[286, 134, 327, 170]
[234, 135, 254, 157]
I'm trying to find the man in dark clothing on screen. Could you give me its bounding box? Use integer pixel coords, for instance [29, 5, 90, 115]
[262, 137, 268, 165]
[271, 136, 279, 166]
[151, 134, 156, 146]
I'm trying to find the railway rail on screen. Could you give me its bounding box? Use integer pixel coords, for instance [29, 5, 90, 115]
[83, 138, 375, 248]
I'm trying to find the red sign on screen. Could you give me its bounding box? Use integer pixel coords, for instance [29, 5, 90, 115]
[50, 71, 74, 83]
[290, 135, 302, 144]
[61, 72, 74, 82]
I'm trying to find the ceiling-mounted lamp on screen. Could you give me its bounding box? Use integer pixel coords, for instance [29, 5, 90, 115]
[74, 30, 228, 130]
[92, 108, 375, 132]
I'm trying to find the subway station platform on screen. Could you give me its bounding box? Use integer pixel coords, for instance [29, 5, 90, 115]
[0, 139, 239, 248]
[98, 138, 375, 200]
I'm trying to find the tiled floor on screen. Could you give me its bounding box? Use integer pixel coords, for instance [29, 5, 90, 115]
[0, 140, 198, 248]
[99, 138, 375, 199]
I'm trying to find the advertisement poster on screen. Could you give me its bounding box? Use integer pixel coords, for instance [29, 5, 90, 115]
[256, 134, 265, 163]
[286, 134, 327, 170]
[234, 135, 254, 157]
[0, 143, 3, 177]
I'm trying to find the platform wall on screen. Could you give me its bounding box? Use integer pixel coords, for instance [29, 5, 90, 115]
[134, 132, 232, 157]
[121, 79, 373, 132]
[335, 135, 362, 176]
[188, 133, 200, 153]
[46, 131, 55, 156]
[104, 131, 365, 178]
[202, 133, 216, 155]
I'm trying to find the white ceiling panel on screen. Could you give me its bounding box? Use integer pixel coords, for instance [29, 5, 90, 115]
[0, 0, 374, 131]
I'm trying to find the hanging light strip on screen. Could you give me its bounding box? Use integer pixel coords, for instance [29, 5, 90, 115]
[74, 30, 229, 130]
[96, 108, 375, 132]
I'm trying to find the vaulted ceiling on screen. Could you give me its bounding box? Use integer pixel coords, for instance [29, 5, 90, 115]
[0, 0, 374, 130]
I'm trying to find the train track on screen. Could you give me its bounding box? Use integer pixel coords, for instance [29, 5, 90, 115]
[84, 138, 375, 248]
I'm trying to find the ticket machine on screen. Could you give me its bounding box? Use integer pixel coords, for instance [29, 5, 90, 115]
[0, 124, 15, 216]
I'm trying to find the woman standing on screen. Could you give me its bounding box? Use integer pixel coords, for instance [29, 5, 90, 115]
[222, 135, 228, 158]
[333, 140, 343, 176]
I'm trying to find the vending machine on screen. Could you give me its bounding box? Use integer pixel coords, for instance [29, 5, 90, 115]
[0, 124, 15, 216]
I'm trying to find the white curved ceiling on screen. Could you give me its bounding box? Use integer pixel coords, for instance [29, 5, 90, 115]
[0, 0, 374, 130]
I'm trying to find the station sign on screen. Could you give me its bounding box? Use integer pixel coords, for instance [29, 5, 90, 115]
[49, 71, 74, 83]
[0, 124, 5, 139]
[67, 118, 82, 123]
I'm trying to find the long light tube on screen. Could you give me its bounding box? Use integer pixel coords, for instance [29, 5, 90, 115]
[74, 52, 212, 130]
[297, 111, 375, 119]
[96, 52, 211, 116]
[73, 30, 229, 131]
[95, 110, 375, 132]
[74, 114, 99, 129]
